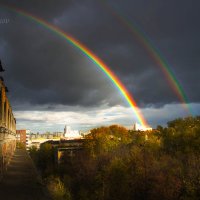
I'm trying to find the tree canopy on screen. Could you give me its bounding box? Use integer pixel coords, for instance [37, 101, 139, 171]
[29, 116, 200, 200]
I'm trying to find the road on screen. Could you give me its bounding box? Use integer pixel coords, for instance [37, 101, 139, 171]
[0, 148, 51, 200]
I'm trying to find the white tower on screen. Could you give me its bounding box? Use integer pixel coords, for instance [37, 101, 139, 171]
[64, 125, 67, 134]
[64, 125, 71, 137]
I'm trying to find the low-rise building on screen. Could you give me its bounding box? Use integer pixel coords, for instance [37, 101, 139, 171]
[16, 130, 27, 146]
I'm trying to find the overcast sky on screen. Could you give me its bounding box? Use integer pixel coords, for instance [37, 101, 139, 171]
[0, 0, 199, 132]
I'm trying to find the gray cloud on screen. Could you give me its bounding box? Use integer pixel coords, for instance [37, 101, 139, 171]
[0, 0, 199, 119]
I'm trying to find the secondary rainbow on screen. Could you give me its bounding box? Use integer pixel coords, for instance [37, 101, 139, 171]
[99, 1, 191, 114]
[0, 4, 149, 127]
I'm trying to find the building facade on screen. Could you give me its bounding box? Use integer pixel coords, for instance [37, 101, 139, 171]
[16, 130, 27, 146]
[0, 77, 16, 177]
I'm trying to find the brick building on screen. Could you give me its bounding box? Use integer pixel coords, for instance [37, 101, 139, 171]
[16, 130, 27, 146]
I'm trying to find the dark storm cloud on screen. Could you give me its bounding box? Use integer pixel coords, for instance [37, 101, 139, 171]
[0, 0, 74, 19]
[0, 0, 199, 111]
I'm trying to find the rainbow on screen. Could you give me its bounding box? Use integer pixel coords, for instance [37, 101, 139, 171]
[99, 1, 191, 114]
[0, 4, 149, 127]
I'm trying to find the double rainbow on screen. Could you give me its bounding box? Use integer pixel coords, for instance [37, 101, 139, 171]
[99, 1, 191, 114]
[1, 5, 149, 127]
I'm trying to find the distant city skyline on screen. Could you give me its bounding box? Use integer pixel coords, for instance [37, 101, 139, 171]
[15, 103, 198, 133]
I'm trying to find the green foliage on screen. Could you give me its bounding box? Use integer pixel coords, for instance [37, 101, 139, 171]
[30, 116, 200, 200]
[16, 141, 26, 149]
[29, 143, 55, 176]
[84, 125, 132, 156]
[29, 146, 38, 164]
[161, 117, 200, 154]
[46, 176, 71, 200]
